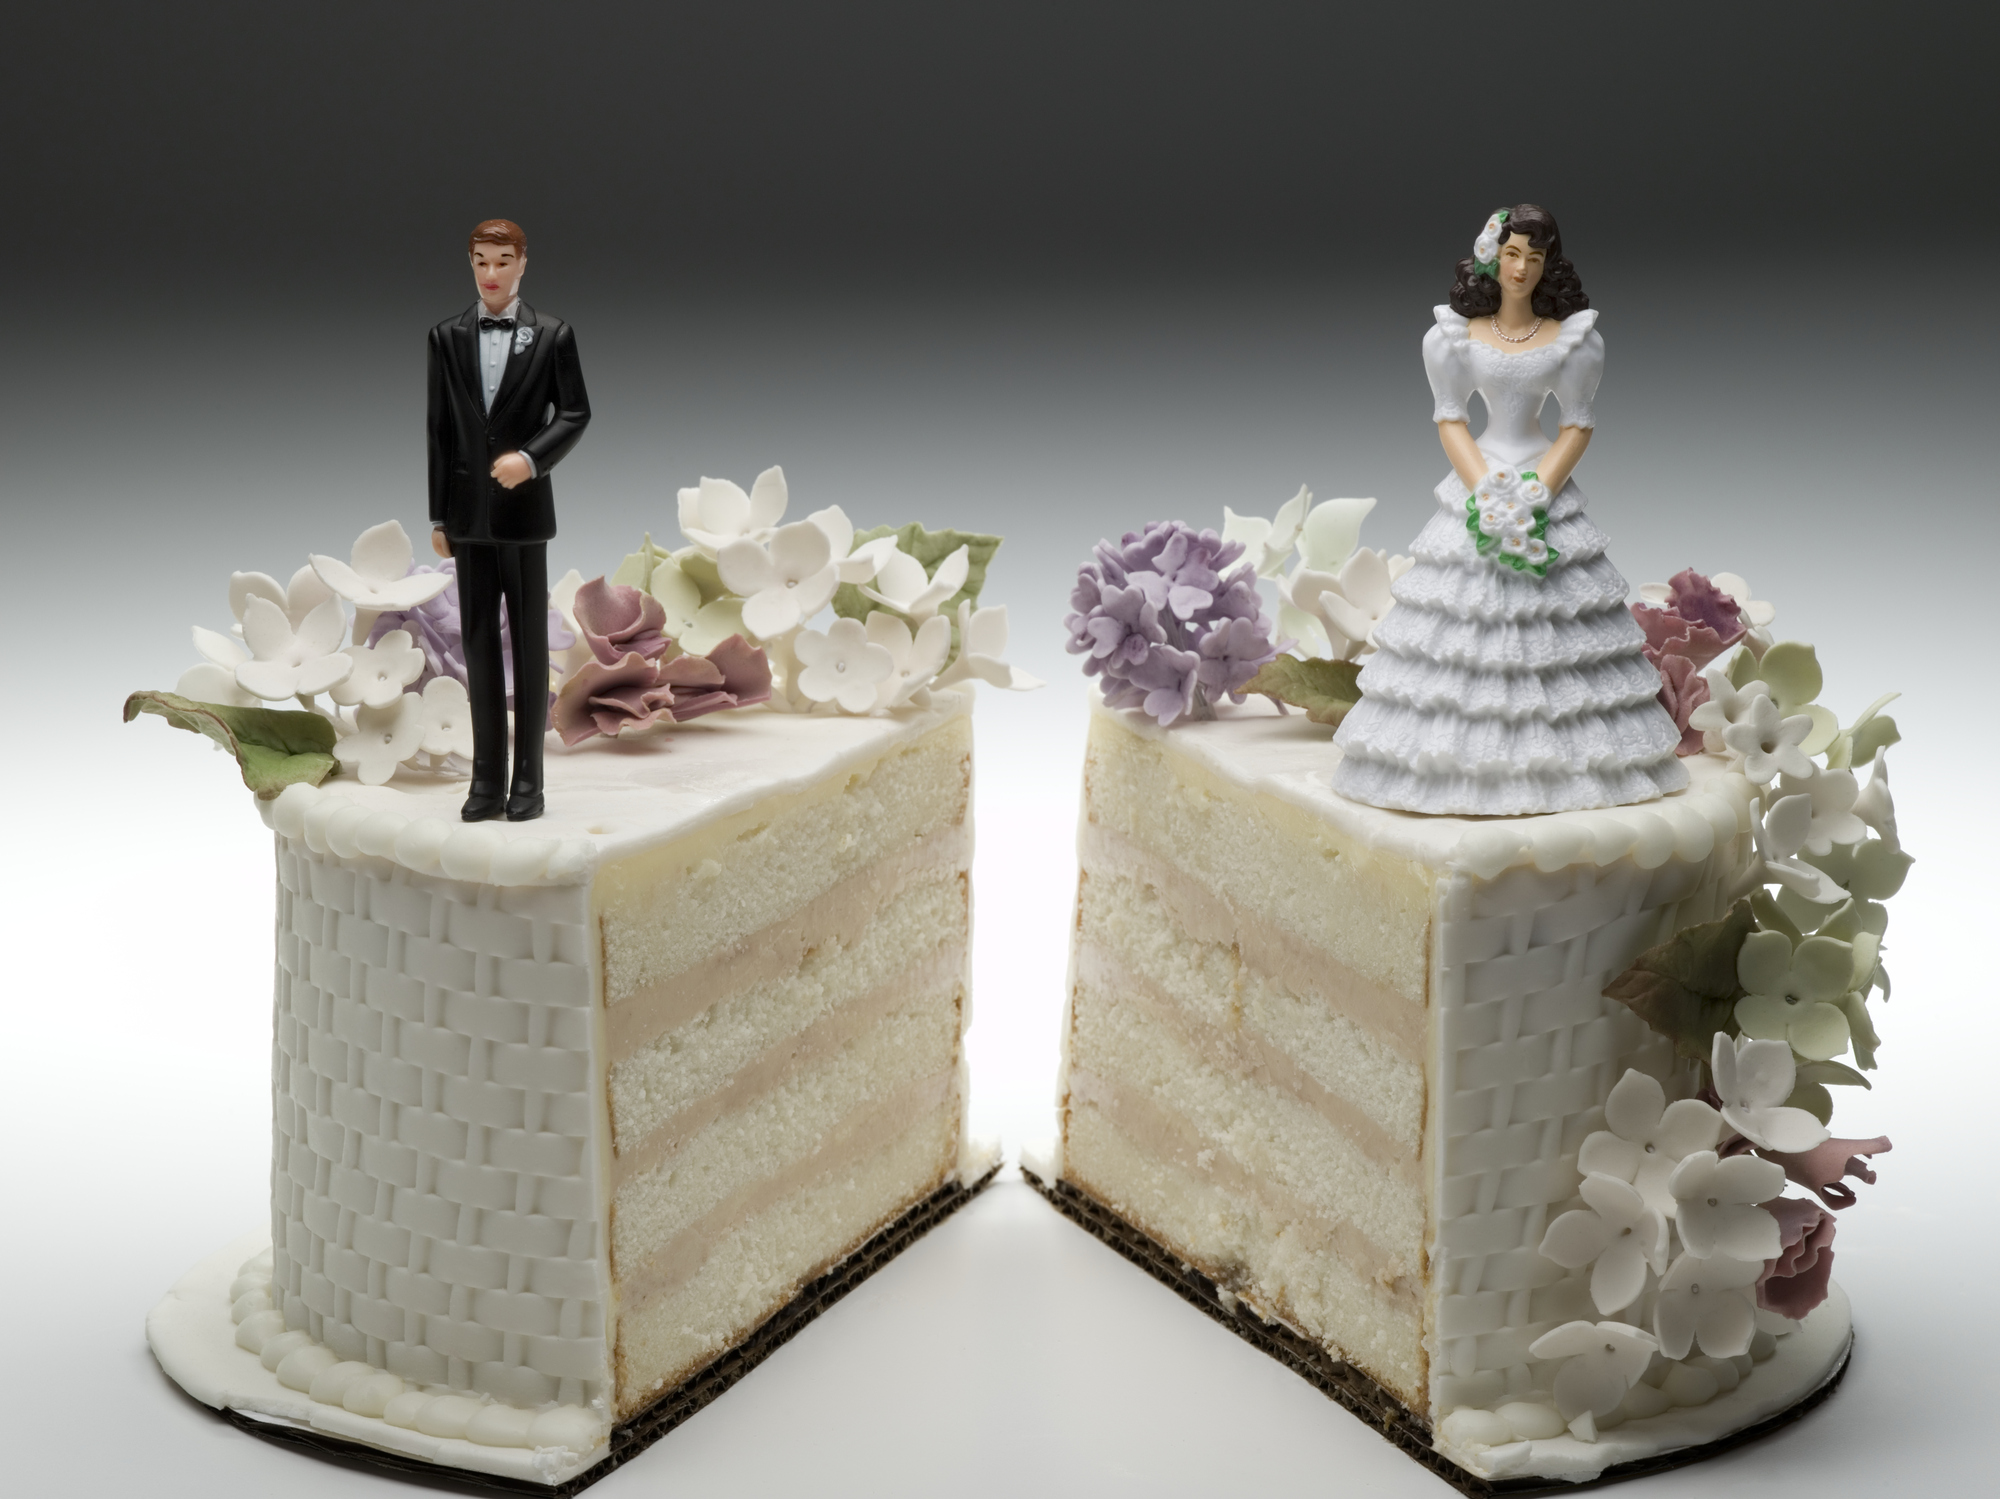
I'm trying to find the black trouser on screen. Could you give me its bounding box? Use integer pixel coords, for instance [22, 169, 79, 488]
[455, 540, 549, 794]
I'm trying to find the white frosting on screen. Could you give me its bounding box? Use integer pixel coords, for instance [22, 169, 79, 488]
[148, 1235, 609, 1486]
[1098, 694, 1753, 880]
[259, 691, 973, 886]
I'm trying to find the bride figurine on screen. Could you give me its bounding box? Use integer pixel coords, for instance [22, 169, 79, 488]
[1331, 204, 1687, 815]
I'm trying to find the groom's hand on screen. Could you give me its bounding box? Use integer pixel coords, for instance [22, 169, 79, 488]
[491, 452, 532, 489]
[431, 526, 452, 559]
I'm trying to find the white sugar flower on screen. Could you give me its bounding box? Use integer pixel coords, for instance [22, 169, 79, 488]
[1720, 694, 1814, 785]
[1529, 1321, 1659, 1424]
[1687, 667, 1773, 754]
[417, 676, 474, 759]
[1734, 929, 1853, 1061]
[1853, 754, 1899, 850]
[679, 467, 788, 556]
[865, 611, 952, 710]
[328, 630, 425, 708]
[230, 564, 337, 634]
[1775, 768, 1867, 856]
[236, 596, 354, 700]
[177, 626, 262, 707]
[1222, 485, 1313, 578]
[310, 520, 454, 614]
[1577, 1070, 1724, 1219]
[1279, 547, 1412, 662]
[1538, 1173, 1668, 1314]
[333, 693, 424, 785]
[1297, 495, 1381, 573]
[862, 544, 970, 622]
[1668, 1148, 1785, 1261]
[806, 504, 904, 585]
[1746, 789, 1846, 904]
[1709, 1033, 1831, 1154]
[794, 616, 894, 712]
[935, 601, 1043, 691]
[718, 521, 839, 640]
[1653, 1251, 1763, 1361]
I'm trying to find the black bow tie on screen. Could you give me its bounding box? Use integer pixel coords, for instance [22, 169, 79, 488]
[479, 316, 516, 332]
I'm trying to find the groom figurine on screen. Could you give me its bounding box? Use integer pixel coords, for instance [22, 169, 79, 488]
[428, 218, 591, 822]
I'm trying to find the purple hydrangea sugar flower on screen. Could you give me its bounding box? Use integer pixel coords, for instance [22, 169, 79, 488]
[369, 558, 576, 706]
[1065, 521, 1280, 727]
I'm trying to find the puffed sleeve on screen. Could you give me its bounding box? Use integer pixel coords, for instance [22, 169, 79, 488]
[1423, 306, 1475, 423]
[1551, 311, 1604, 429]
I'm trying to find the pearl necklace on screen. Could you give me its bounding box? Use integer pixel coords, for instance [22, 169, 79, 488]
[1491, 315, 1543, 344]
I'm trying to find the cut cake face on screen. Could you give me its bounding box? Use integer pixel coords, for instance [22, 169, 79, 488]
[1042, 695, 1856, 1488]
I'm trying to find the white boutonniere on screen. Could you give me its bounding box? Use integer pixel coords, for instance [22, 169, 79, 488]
[513, 324, 536, 355]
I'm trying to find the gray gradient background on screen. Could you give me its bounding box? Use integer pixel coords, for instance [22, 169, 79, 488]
[4, 5, 1996, 1494]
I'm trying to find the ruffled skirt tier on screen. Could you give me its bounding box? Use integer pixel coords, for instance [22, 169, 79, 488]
[1331, 476, 1688, 816]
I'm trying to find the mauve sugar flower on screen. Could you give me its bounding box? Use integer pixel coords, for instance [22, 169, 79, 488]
[572, 576, 671, 665]
[1066, 521, 1280, 727]
[552, 634, 772, 745]
[1757, 1196, 1837, 1319]
[1633, 569, 1745, 754]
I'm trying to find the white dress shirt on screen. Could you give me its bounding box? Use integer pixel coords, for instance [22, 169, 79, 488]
[476, 297, 537, 477]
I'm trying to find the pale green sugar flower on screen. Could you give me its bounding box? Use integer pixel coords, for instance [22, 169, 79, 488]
[1733, 928, 1853, 1061]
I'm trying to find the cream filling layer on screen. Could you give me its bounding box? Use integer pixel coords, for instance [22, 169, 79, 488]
[1072, 939, 1418, 1186]
[1065, 1066, 1419, 1312]
[609, 939, 968, 1191]
[603, 829, 971, 1059]
[613, 1069, 958, 1313]
[1079, 821, 1425, 1063]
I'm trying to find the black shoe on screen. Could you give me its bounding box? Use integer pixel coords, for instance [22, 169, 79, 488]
[462, 782, 508, 822]
[505, 788, 545, 822]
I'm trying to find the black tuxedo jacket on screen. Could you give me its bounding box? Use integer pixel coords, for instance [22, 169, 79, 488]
[427, 301, 591, 543]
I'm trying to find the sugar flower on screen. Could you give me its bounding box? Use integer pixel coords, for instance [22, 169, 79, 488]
[310, 520, 455, 614]
[861, 544, 970, 622]
[1538, 1173, 1668, 1314]
[572, 577, 671, 665]
[1686, 667, 1772, 755]
[864, 611, 952, 710]
[333, 693, 424, 785]
[1631, 568, 1745, 672]
[1710, 571, 1776, 655]
[178, 626, 262, 708]
[1652, 1250, 1762, 1360]
[1528, 1321, 1659, 1424]
[1670, 1148, 1786, 1261]
[1278, 547, 1412, 662]
[718, 521, 839, 639]
[1759, 1134, 1891, 1211]
[230, 564, 336, 635]
[1654, 654, 1711, 756]
[551, 637, 772, 744]
[935, 601, 1043, 691]
[1221, 486, 1311, 578]
[1576, 1070, 1724, 1219]
[236, 596, 354, 701]
[793, 617, 894, 712]
[1777, 768, 1867, 857]
[329, 629, 425, 709]
[417, 676, 474, 760]
[1066, 522, 1278, 727]
[1709, 1033, 1830, 1154]
[806, 505, 903, 585]
[1748, 788, 1847, 905]
[679, 467, 788, 556]
[1721, 694, 1815, 786]
[1196, 613, 1282, 704]
[1734, 929, 1854, 1061]
[1757, 1197, 1836, 1318]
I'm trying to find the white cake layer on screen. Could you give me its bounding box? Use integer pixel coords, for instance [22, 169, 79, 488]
[1060, 694, 1760, 1430]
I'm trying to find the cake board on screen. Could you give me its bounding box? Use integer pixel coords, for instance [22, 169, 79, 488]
[1021, 1168, 1851, 1496]
[150, 1164, 998, 1495]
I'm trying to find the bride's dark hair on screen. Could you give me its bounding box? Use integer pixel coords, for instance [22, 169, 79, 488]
[1450, 203, 1589, 319]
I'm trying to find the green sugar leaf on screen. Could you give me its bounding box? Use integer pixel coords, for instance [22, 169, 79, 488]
[1602, 898, 1756, 1065]
[1242, 656, 1364, 727]
[124, 690, 338, 798]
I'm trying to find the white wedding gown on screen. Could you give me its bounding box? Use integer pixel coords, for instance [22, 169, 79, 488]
[1330, 306, 1688, 815]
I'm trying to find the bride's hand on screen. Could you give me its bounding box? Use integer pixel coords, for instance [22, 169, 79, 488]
[1532, 426, 1593, 495]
